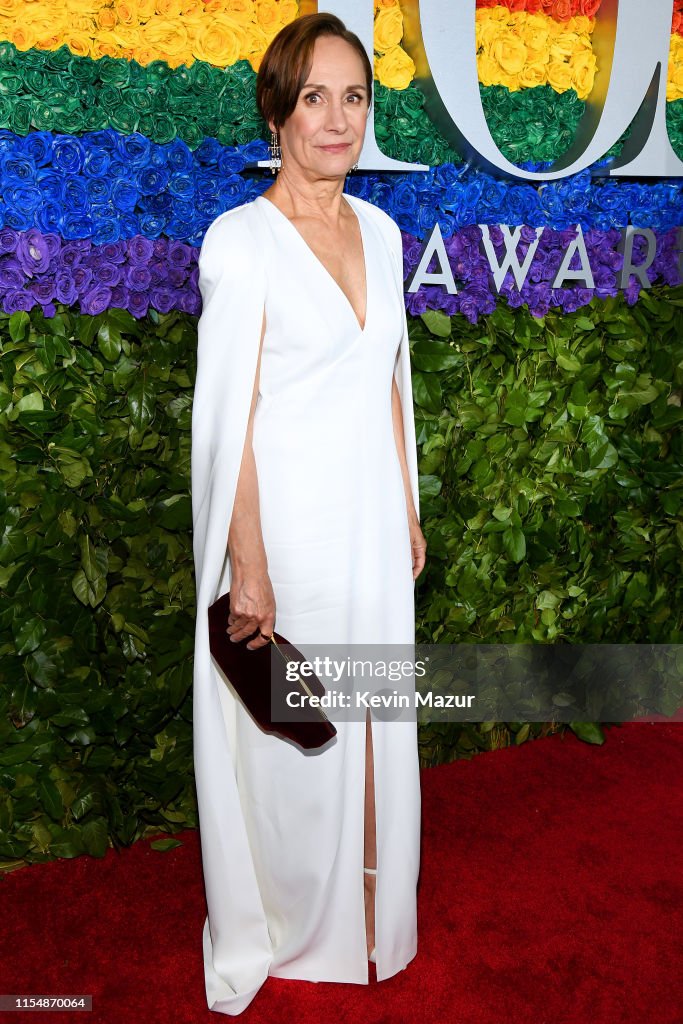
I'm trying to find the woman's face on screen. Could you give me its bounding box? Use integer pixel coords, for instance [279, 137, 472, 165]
[273, 35, 370, 180]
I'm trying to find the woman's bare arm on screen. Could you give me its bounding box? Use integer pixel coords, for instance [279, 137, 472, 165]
[226, 309, 276, 648]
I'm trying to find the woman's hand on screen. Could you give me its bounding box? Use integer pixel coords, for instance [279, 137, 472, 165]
[409, 517, 427, 580]
[227, 572, 276, 649]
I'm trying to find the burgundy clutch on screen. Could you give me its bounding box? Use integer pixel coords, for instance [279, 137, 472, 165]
[207, 592, 337, 750]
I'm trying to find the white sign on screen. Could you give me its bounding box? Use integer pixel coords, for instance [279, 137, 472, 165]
[268, 0, 683, 181]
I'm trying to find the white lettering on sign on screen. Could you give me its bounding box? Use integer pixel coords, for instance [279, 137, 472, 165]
[405, 223, 673, 293]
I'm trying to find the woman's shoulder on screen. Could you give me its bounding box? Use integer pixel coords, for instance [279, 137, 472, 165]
[347, 194, 404, 274]
[347, 194, 401, 242]
[197, 199, 266, 299]
[198, 199, 262, 266]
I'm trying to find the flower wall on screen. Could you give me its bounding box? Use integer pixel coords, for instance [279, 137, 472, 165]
[0, 0, 681, 322]
[1, 2, 682, 863]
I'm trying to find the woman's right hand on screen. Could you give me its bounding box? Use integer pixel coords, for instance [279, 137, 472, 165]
[227, 572, 276, 649]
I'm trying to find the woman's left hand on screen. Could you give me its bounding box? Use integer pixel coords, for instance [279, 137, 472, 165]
[409, 517, 427, 580]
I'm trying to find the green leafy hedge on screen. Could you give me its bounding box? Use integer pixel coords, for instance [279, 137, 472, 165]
[1, 288, 681, 867]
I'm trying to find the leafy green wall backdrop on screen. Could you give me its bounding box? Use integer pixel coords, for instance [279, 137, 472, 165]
[1, 288, 682, 866]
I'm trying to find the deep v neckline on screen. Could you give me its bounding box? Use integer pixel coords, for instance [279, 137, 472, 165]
[257, 193, 369, 335]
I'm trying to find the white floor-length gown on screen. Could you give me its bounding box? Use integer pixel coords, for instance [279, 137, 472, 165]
[190, 191, 422, 1016]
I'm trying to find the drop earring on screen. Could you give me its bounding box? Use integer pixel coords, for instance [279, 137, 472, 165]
[269, 129, 281, 174]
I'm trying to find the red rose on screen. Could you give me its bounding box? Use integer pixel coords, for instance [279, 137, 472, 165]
[547, 0, 574, 19]
[577, 0, 602, 16]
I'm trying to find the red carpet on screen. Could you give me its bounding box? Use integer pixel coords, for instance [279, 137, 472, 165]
[1, 722, 681, 1024]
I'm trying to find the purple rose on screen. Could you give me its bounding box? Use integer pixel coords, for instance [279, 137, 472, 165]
[54, 270, 79, 304]
[81, 284, 113, 315]
[17, 229, 51, 275]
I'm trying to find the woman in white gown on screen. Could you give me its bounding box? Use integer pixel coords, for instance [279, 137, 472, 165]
[191, 13, 427, 1016]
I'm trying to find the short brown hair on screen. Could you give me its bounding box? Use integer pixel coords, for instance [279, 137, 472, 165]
[256, 13, 373, 132]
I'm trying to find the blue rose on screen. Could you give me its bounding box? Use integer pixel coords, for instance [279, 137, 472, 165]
[83, 145, 111, 178]
[195, 137, 224, 166]
[137, 166, 170, 195]
[85, 177, 112, 204]
[218, 149, 248, 176]
[112, 180, 139, 213]
[52, 137, 85, 175]
[117, 132, 152, 168]
[166, 137, 193, 173]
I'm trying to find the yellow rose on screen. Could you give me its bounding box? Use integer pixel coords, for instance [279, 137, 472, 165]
[374, 6, 403, 53]
[134, 45, 163, 64]
[477, 53, 500, 88]
[490, 34, 527, 76]
[71, 14, 97, 31]
[92, 40, 121, 60]
[97, 7, 118, 30]
[476, 15, 505, 53]
[193, 13, 243, 66]
[223, 0, 256, 22]
[278, 1, 298, 25]
[546, 59, 573, 93]
[24, 10, 63, 37]
[144, 19, 189, 58]
[181, 0, 204, 18]
[549, 36, 575, 63]
[375, 0, 398, 11]
[115, 0, 137, 26]
[668, 45, 683, 101]
[0, 0, 22, 17]
[501, 72, 521, 92]
[667, 69, 683, 102]
[10, 25, 36, 51]
[256, 0, 283, 33]
[518, 60, 548, 89]
[224, 0, 252, 12]
[35, 30, 64, 50]
[668, 38, 683, 100]
[110, 25, 144, 51]
[481, 7, 512, 28]
[520, 15, 550, 61]
[566, 16, 593, 37]
[571, 50, 596, 100]
[155, 0, 183, 18]
[375, 45, 415, 91]
[62, 32, 92, 58]
[138, 0, 157, 19]
[243, 23, 269, 61]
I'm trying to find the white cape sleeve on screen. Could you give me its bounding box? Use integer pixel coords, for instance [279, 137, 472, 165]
[386, 216, 421, 524]
[191, 207, 266, 605]
[190, 205, 274, 1015]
